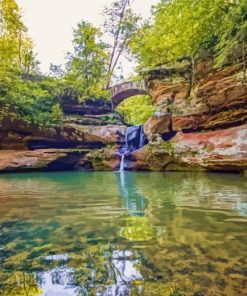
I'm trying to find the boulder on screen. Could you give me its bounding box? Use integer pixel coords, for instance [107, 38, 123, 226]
[81, 148, 121, 171]
[125, 144, 173, 171]
[144, 111, 171, 141]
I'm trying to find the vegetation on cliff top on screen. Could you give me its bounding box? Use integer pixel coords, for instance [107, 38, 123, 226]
[130, 0, 247, 68]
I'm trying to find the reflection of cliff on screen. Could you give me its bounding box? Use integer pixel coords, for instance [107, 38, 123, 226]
[130, 172, 247, 217]
[0, 172, 123, 223]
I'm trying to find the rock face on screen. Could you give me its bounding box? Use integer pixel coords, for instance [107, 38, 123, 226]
[136, 54, 247, 173]
[126, 124, 247, 173]
[0, 118, 126, 150]
[61, 97, 112, 115]
[145, 57, 247, 118]
[0, 149, 121, 172]
[144, 112, 171, 141]
[0, 97, 126, 172]
[0, 94, 126, 151]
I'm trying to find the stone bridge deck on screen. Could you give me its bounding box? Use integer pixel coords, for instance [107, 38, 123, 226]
[109, 80, 149, 108]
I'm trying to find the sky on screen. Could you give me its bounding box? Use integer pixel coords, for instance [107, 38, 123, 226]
[16, 0, 158, 76]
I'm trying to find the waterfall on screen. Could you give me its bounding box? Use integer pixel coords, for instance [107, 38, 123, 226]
[119, 125, 148, 172]
[119, 152, 126, 172]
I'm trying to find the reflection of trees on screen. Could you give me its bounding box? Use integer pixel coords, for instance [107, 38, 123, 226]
[133, 172, 247, 215]
[0, 218, 143, 296]
[119, 216, 154, 241]
[0, 272, 41, 296]
[116, 172, 247, 295]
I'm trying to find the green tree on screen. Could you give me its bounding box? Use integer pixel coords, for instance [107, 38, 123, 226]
[0, 0, 35, 74]
[0, 0, 63, 127]
[131, 0, 247, 68]
[65, 21, 109, 99]
[116, 95, 155, 125]
[103, 0, 141, 87]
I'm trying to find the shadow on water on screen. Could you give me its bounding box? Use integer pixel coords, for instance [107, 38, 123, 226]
[0, 171, 247, 295]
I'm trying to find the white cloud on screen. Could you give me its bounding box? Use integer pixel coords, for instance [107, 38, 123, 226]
[16, 0, 158, 75]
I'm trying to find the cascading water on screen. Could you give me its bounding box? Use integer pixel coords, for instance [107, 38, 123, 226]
[119, 125, 148, 172]
[119, 132, 128, 172]
[119, 153, 126, 172]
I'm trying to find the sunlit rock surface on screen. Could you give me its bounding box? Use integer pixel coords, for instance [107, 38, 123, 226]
[127, 124, 247, 173]
[137, 55, 247, 173]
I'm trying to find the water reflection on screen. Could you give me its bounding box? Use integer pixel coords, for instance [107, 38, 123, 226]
[117, 172, 147, 216]
[0, 172, 247, 295]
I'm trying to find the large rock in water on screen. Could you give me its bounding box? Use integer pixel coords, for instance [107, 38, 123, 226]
[0, 148, 121, 172]
[126, 124, 247, 173]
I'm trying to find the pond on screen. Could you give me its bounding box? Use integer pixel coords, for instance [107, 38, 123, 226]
[0, 171, 247, 295]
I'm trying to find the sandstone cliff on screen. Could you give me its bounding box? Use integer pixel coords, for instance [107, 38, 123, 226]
[0, 97, 126, 172]
[129, 56, 247, 174]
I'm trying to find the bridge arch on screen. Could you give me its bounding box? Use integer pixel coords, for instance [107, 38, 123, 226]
[109, 80, 149, 109]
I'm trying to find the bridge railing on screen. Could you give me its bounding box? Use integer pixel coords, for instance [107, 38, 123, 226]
[109, 80, 147, 98]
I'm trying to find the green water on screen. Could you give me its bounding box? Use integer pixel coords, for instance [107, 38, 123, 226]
[0, 171, 247, 296]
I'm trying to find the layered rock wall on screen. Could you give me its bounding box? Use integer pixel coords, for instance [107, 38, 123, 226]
[0, 97, 126, 172]
[130, 56, 247, 174]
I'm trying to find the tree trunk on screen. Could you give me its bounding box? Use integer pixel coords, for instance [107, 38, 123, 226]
[106, 0, 129, 88]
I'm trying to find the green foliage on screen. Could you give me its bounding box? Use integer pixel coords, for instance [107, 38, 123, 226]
[214, 0, 247, 66]
[0, 0, 36, 74]
[130, 0, 247, 68]
[116, 95, 155, 125]
[0, 0, 64, 127]
[0, 71, 63, 127]
[65, 21, 110, 99]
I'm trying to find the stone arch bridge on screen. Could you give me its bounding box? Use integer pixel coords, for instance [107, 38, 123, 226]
[109, 80, 149, 109]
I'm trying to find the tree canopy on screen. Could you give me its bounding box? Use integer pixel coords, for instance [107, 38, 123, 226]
[64, 21, 109, 99]
[0, 0, 36, 74]
[130, 0, 247, 68]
